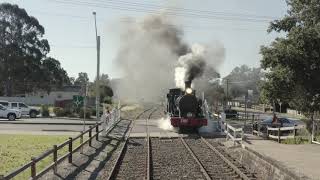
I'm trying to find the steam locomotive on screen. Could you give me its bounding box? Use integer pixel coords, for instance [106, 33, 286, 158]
[166, 81, 207, 129]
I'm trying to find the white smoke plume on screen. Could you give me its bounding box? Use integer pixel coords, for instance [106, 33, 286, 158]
[112, 13, 187, 102]
[111, 12, 225, 102]
[157, 116, 174, 131]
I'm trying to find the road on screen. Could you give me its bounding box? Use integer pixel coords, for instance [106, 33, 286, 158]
[0, 117, 98, 135]
[0, 117, 98, 125]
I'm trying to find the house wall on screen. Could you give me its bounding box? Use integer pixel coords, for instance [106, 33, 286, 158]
[0, 91, 79, 105]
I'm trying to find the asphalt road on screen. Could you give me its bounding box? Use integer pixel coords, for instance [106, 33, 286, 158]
[0, 117, 98, 125]
[0, 117, 99, 135]
[0, 123, 84, 132]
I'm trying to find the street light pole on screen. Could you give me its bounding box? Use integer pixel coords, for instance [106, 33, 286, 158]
[93, 12, 100, 120]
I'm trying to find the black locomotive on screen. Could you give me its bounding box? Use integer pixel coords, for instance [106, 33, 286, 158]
[166, 81, 207, 129]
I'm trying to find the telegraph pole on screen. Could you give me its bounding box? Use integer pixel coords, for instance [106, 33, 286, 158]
[226, 79, 229, 108]
[93, 12, 100, 120]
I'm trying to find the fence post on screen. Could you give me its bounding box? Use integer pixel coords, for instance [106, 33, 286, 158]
[252, 122, 254, 135]
[225, 124, 228, 141]
[89, 126, 92, 147]
[278, 127, 281, 143]
[80, 132, 83, 154]
[68, 137, 73, 163]
[294, 127, 296, 139]
[266, 127, 269, 140]
[53, 145, 57, 174]
[241, 128, 244, 144]
[31, 157, 36, 179]
[233, 129, 236, 146]
[96, 123, 99, 141]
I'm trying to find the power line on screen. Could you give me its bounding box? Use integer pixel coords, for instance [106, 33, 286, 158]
[47, 0, 275, 23]
[30, 9, 267, 32]
[90, 0, 277, 20]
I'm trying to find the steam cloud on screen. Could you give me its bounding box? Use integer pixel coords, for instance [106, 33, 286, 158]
[111, 12, 225, 102]
[175, 43, 225, 89]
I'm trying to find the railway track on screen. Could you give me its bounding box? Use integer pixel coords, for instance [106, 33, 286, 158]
[108, 107, 255, 180]
[182, 136, 256, 180]
[107, 107, 156, 180]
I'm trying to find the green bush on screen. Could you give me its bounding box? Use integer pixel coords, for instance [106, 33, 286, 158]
[91, 108, 96, 116]
[53, 107, 64, 117]
[53, 107, 73, 117]
[103, 96, 112, 104]
[79, 108, 91, 119]
[281, 137, 309, 144]
[41, 105, 50, 117]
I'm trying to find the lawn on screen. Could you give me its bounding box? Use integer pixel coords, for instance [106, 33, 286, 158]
[0, 134, 82, 179]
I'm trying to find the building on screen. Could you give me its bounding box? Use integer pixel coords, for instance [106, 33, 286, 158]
[0, 86, 81, 105]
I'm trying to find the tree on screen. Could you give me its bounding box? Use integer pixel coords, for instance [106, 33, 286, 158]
[193, 67, 224, 105]
[0, 3, 50, 96]
[88, 74, 114, 104]
[40, 57, 70, 93]
[69, 77, 75, 85]
[74, 72, 89, 86]
[223, 65, 264, 100]
[260, 0, 320, 133]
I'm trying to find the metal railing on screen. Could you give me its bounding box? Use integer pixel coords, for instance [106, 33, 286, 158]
[2, 107, 121, 180]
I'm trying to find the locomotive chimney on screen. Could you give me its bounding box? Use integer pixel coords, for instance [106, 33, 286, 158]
[185, 81, 191, 89]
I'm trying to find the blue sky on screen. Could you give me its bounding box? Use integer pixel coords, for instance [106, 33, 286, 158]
[2, 0, 288, 80]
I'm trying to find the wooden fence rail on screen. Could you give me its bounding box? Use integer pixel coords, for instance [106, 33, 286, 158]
[2, 122, 102, 180]
[1, 105, 122, 180]
[222, 121, 244, 145]
[267, 126, 299, 143]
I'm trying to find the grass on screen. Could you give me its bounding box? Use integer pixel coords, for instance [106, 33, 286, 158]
[281, 137, 310, 144]
[0, 134, 85, 180]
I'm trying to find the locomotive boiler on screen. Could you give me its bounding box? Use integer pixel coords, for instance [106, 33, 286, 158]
[166, 81, 207, 129]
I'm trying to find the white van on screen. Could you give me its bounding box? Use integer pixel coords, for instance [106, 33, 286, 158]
[0, 104, 22, 121]
[0, 100, 40, 118]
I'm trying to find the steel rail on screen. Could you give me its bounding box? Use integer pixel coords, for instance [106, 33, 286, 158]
[180, 137, 211, 180]
[107, 107, 154, 180]
[146, 108, 157, 180]
[200, 137, 251, 180]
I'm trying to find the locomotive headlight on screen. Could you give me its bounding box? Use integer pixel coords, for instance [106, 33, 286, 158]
[186, 88, 193, 94]
[187, 112, 193, 117]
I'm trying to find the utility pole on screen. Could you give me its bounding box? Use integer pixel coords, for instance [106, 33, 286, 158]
[83, 83, 88, 132]
[226, 79, 229, 108]
[93, 12, 100, 120]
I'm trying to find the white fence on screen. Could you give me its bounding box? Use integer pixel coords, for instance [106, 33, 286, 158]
[101, 106, 121, 136]
[312, 120, 320, 145]
[221, 121, 244, 145]
[267, 126, 300, 143]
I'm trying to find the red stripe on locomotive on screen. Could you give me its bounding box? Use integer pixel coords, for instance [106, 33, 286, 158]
[170, 117, 207, 127]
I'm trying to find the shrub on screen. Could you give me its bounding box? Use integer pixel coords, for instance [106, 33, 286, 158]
[53, 107, 73, 117]
[103, 96, 112, 104]
[53, 107, 64, 117]
[281, 137, 309, 144]
[91, 108, 96, 116]
[41, 105, 50, 117]
[79, 108, 91, 119]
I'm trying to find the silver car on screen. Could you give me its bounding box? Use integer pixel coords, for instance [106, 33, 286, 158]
[259, 117, 297, 131]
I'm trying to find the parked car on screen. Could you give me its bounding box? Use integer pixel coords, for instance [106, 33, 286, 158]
[259, 117, 297, 131]
[224, 109, 238, 119]
[0, 100, 40, 118]
[0, 104, 22, 121]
